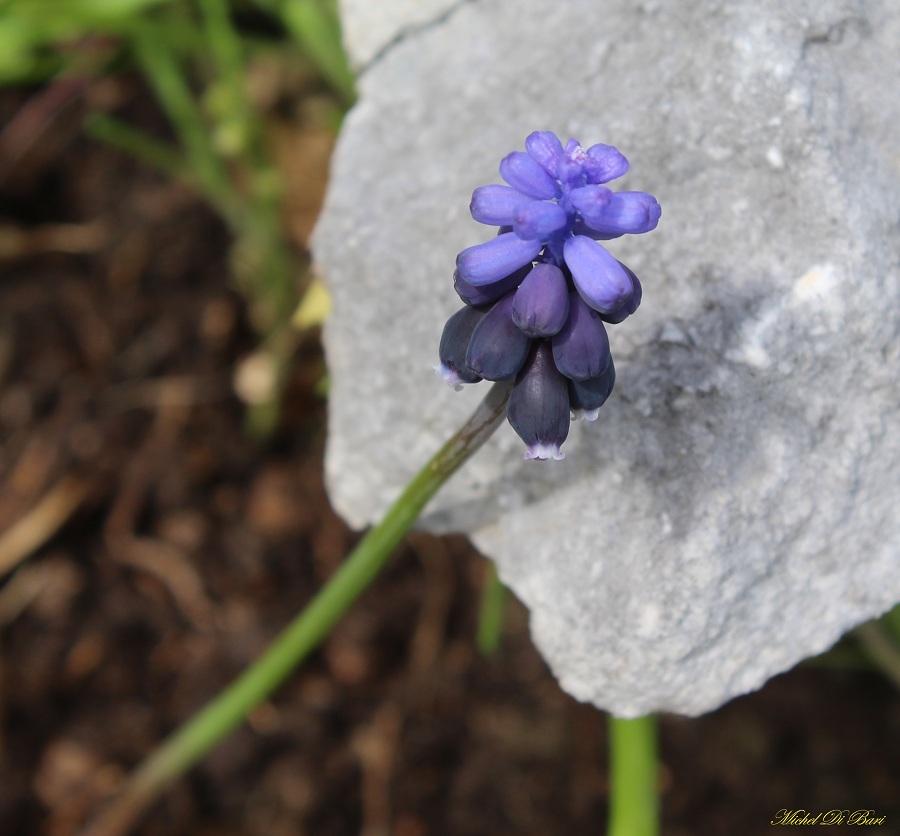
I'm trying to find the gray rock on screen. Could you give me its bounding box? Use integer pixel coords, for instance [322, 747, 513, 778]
[314, 0, 900, 716]
[338, 0, 460, 69]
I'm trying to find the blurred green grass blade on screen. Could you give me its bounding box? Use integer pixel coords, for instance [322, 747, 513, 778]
[1, 0, 173, 39]
[881, 602, 900, 646]
[282, 0, 355, 104]
[253, 0, 355, 104]
[26, 0, 173, 18]
[476, 560, 507, 655]
[854, 621, 900, 692]
[1, 0, 355, 98]
[84, 112, 188, 181]
[0, 0, 183, 82]
[0, 17, 41, 81]
[196, 0, 253, 158]
[130, 25, 237, 220]
[196, 0, 245, 98]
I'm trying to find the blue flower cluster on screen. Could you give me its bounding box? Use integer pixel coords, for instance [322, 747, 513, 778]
[436, 132, 660, 460]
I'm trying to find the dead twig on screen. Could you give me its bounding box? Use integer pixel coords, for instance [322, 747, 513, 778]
[0, 221, 110, 260]
[0, 475, 92, 580]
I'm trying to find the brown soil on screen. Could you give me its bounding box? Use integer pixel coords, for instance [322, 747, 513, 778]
[1, 81, 898, 836]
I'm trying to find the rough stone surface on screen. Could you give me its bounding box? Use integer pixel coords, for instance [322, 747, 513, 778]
[314, 0, 900, 716]
[338, 0, 460, 69]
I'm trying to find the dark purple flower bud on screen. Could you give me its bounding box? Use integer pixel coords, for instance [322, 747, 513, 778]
[598, 264, 642, 324]
[525, 131, 564, 178]
[563, 235, 635, 313]
[584, 143, 629, 184]
[466, 291, 532, 381]
[512, 263, 570, 337]
[579, 191, 661, 236]
[551, 292, 611, 381]
[512, 199, 569, 240]
[454, 264, 530, 307]
[470, 184, 531, 226]
[435, 305, 485, 389]
[499, 151, 560, 200]
[457, 232, 542, 286]
[568, 356, 616, 421]
[508, 341, 570, 461]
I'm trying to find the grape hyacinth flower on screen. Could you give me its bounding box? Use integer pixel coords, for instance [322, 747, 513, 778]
[436, 132, 661, 460]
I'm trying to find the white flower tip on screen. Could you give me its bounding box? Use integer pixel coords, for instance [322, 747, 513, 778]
[524, 442, 565, 461]
[434, 363, 464, 391]
[572, 408, 601, 422]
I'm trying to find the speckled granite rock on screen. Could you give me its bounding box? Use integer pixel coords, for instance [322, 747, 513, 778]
[314, 0, 900, 716]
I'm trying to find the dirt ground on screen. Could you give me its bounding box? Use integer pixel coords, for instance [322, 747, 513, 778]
[1, 80, 898, 836]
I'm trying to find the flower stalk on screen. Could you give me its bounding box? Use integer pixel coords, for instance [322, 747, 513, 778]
[608, 714, 660, 836]
[80, 381, 512, 836]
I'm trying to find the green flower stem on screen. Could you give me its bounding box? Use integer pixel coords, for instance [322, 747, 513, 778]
[80, 381, 512, 836]
[608, 714, 660, 836]
[476, 559, 507, 655]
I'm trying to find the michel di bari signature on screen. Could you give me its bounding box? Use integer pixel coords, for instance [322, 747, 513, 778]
[771, 809, 887, 826]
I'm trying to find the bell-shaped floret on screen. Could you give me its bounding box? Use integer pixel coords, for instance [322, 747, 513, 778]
[551, 292, 611, 381]
[598, 265, 642, 324]
[499, 151, 560, 200]
[470, 184, 532, 226]
[570, 218, 623, 241]
[524, 131, 564, 178]
[579, 191, 661, 236]
[507, 341, 570, 461]
[456, 232, 542, 286]
[556, 138, 589, 185]
[563, 235, 635, 313]
[454, 264, 530, 307]
[465, 291, 532, 381]
[512, 263, 570, 337]
[512, 200, 568, 240]
[568, 357, 616, 421]
[568, 185, 613, 226]
[584, 143, 629, 184]
[436, 305, 485, 389]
